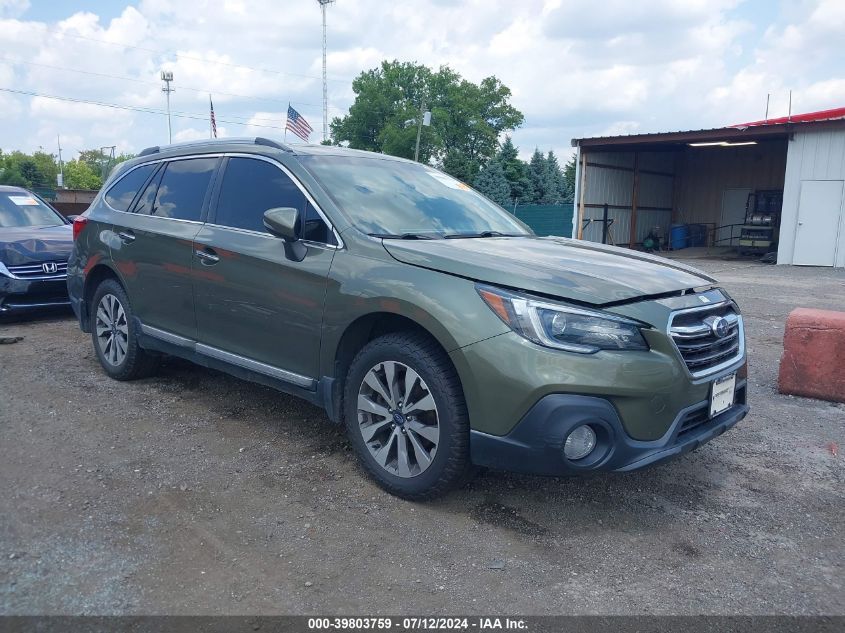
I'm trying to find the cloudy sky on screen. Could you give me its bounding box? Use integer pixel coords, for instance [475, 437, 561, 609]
[1, 0, 843, 161]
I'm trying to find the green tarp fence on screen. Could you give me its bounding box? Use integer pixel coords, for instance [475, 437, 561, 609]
[512, 203, 573, 238]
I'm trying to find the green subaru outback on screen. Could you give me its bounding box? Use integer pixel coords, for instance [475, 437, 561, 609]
[68, 138, 748, 499]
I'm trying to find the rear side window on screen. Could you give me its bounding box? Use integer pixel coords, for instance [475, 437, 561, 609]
[105, 163, 156, 211]
[214, 157, 334, 244]
[133, 166, 163, 216]
[152, 157, 218, 221]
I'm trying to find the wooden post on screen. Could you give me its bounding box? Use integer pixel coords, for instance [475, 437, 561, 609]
[628, 151, 640, 249]
[577, 149, 587, 239]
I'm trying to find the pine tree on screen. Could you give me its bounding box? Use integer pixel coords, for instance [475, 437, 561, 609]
[473, 160, 513, 208]
[543, 150, 564, 204]
[528, 149, 547, 204]
[497, 136, 533, 203]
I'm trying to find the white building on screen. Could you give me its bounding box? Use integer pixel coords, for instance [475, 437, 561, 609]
[571, 107, 845, 268]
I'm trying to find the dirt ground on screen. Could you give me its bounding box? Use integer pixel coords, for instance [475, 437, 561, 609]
[1, 259, 843, 615]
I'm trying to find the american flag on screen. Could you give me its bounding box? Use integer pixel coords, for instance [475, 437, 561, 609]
[209, 96, 217, 138]
[285, 105, 313, 142]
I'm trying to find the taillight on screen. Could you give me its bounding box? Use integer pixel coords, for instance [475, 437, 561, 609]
[72, 215, 89, 240]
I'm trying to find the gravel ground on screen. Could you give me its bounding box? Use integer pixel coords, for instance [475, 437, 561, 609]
[1, 258, 843, 615]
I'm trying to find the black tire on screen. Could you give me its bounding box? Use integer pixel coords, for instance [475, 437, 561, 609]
[90, 278, 158, 380]
[343, 331, 471, 500]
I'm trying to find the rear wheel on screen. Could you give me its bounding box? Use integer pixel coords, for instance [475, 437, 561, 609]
[90, 279, 158, 380]
[343, 332, 470, 500]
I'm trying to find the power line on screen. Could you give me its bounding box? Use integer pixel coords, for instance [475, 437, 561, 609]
[46, 27, 351, 84]
[0, 55, 321, 108]
[0, 87, 288, 131]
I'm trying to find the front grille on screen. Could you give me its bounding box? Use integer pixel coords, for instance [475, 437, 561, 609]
[6, 261, 68, 280]
[669, 301, 744, 377]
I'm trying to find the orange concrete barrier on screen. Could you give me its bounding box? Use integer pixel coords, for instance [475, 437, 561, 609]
[778, 308, 845, 403]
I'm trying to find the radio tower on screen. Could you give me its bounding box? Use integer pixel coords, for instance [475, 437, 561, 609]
[318, 0, 335, 142]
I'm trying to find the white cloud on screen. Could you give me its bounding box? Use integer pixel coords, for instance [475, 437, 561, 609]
[0, 0, 28, 19]
[0, 0, 841, 161]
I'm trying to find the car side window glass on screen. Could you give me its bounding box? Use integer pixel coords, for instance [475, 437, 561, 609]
[104, 163, 156, 211]
[302, 200, 336, 245]
[133, 166, 163, 215]
[152, 157, 218, 221]
[214, 157, 332, 243]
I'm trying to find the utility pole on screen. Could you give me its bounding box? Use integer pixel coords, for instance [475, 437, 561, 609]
[317, 0, 335, 143]
[56, 135, 64, 189]
[414, 101, 431, 162]
[100, 146, 116, 181]
[161, 70, 174, 143]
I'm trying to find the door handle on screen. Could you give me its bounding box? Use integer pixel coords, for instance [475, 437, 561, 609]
[117, 230, 136, 244]
[195, 249, 220, 264]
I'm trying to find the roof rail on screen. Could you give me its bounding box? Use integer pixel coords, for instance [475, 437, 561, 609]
[136, 137, 292, 158]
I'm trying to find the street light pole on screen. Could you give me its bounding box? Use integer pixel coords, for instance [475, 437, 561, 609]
[414, 101, 431, 162]
[161, 71, 174, 144]
[317, 0, 335, 143]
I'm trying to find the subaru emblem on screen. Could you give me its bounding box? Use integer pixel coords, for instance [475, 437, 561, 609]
[710, 316, 729, 338]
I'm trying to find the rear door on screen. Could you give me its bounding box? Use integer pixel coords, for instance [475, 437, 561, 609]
[109, 156, 220, 339]
[192, 155, 337, 385]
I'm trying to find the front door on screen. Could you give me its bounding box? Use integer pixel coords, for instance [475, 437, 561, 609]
[192, 156, 336, 385]
[109, 156, 220, 339]
[793, 180, 844, 266]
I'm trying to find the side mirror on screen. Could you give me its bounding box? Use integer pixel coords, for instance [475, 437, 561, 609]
[263, 207, 306, 261]
[66, 215, 79, 223]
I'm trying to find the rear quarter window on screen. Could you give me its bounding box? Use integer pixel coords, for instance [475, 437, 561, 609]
[104, 163, 156, 211]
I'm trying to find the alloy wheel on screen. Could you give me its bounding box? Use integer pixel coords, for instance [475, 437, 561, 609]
[357, 360, 440, 478]
[95, 293, 129, 366]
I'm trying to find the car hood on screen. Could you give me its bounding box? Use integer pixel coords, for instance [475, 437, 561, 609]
[383, 236, 716, 305]
[0, 224, 73, 266]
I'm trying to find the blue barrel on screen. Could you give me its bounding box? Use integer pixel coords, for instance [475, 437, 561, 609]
[670, 224, 690, 250]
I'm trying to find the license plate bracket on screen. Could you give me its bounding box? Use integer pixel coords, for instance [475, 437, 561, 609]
[710, 373, 736, 418]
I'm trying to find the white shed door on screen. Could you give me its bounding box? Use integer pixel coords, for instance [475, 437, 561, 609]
[793, 180, 844, 266]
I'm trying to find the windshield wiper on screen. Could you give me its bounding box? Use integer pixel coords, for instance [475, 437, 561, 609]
[369, 232, 437, 240]
[443, 231, 522, 239]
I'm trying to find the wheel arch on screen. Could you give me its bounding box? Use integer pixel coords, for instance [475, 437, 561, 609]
[326, 311, 464, 424]
[80, 262, 127, 331]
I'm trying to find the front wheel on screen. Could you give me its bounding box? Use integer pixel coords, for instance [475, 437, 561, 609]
[343, 332, 470, 500]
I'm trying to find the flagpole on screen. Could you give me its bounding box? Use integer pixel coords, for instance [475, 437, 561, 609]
[209, 94, 212, 139]
[284, 103, 288, 143]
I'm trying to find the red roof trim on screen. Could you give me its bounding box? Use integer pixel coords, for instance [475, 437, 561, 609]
[732, 106, 845, 128]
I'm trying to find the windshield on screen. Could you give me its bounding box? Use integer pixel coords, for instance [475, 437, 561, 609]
[300, 155, 531, 238]
[0, 192, 65, 228]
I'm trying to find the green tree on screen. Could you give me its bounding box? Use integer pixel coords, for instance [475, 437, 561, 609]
[563, 155, 576, 201]
[0, 166, 28, 187]
[473, 159, 512, 208]
[63, 159, 102, 189]
[528, 149, 547, 204]
[331, 60, 523, 182]
[497, 136, 533, 204]
[0, 150, 57, 190]
[543, 150, 563, 203]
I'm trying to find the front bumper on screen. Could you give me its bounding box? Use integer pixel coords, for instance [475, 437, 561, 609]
[0, 276, 71, 314]
[470, 381, 748, 476]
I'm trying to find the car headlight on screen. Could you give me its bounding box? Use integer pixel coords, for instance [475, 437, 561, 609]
[0, 262, 11, 278]
[476, 284, 649, 354]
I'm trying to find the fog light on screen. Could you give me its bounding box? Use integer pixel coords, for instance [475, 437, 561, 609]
[564, 425, 596, 460]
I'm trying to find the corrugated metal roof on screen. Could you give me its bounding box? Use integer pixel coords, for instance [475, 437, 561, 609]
[572, 106, 845, 147]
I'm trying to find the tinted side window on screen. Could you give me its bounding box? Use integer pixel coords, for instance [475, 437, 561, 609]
[133, 166, 163, 215]
[105, 163, 156, 211]
[153, 158, 218, 221]
[302, 201, 335, 245]
[214, 157, 333, 243]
